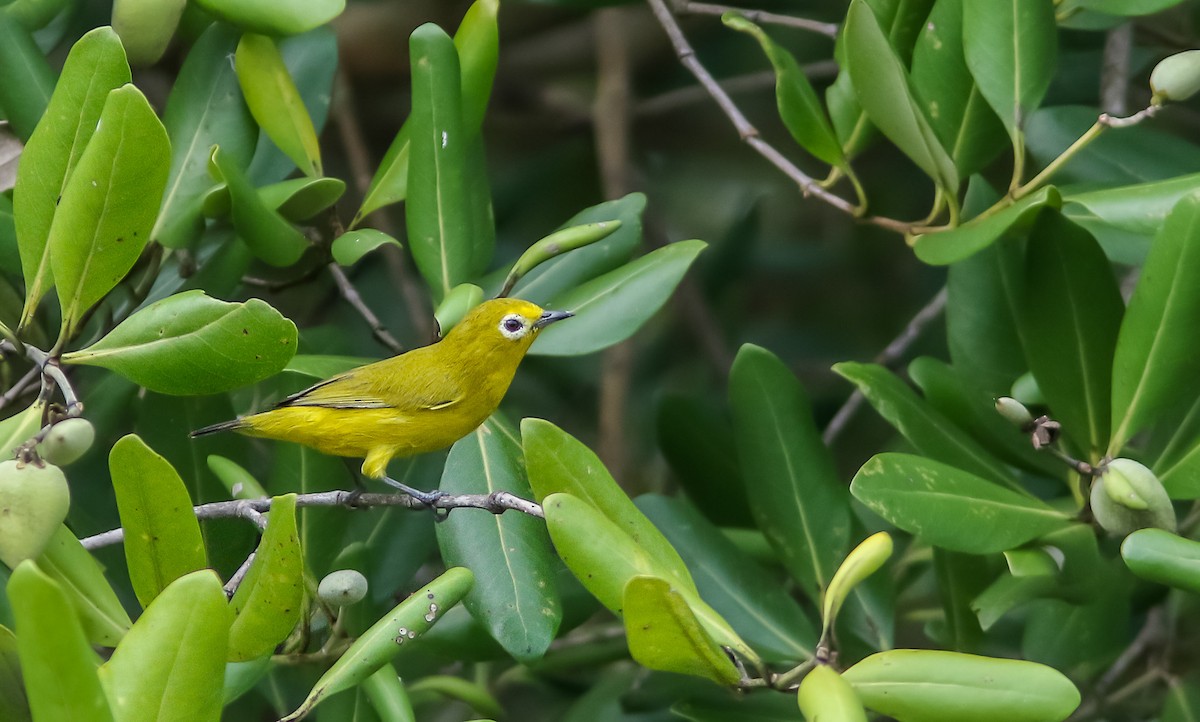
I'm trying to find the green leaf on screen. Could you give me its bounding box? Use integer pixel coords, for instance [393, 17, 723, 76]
[406, 23, 473, 303]
[98, 570, 232, 722]
[843, 650, 1080, 722]
[0, 12, 55, 140]
[153, 24, 256, 250]
[260, 176, 346, 222]
[62, 290, 298, 395]
[283, 354, 371, 380]
[529, 239, 706, 356]
[622, 575, 740, 686]
[1067, 0, 1184, 14]
[111, 0, 186, 66]
[723, 12, 845, 168]
[1063, 173, 1200, 240]
[109, 434, 207, 608]
[1121, 528, 1200, 595]
[211, 145, 311, 266]
[1022, 591, 1129, 679]
[962, 0, 1057, 139]
[191, 0, 343, 35]
[637, 495, 816, 663]
[833, 362, 1018, 490]
[354, 0, 498, 224]
[13, 27, 129, 329]
[798, 665, 867, 722]
[522, 418, 695, 595]
[509, 193, 645, 305]
[50, 84, 170, 341]
[281, 567, 474, 721]
[844, 0, 957, 194]
[913, 186, 1060, 266]
[235, 33, 322, 177]
[1110, 193, 1200, 453]
[434, 283, 484, 334]
[436, 415, 562, 663]
[36, 525, 132, 647]
[0, 625, 30, 722]
[228, 494, 304, 662]
[7, 561, 114, 722]
[910, 0, 1006, 178]
[850, 453, 1070, 554]
[332, 229, 403, 267]
[1019, 212, 1122, 457]
[655, 394, 754, 528]
[729, 344, 850, 598]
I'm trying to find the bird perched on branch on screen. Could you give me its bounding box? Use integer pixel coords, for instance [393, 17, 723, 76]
[192, 298, 572, 504]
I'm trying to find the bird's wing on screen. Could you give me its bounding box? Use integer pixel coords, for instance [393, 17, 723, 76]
[275, 358, 466, 412]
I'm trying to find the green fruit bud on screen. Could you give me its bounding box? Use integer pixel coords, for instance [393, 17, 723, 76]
[0, 459, 70, 568]
[37, 418, 95, 466]
[318, 569, 368, 607]
[1091, 458, 1175, 537]
[995, 397, 1034, 428]
[1151, 50, 1200, 104]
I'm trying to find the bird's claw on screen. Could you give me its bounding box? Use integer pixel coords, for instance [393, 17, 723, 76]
[381, 476, 447, 516]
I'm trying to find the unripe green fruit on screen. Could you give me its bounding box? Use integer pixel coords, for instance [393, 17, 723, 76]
[37, 418, 95, 466]
[317, 569, 368, 607]
[995, 396, 1034, 428]
[1151, 50, 1200, 104]
[1091, 458, 1175, 537]
[0, 459, 70, 568]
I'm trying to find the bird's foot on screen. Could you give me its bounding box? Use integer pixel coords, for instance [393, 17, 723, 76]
[381, 476, 447, 514]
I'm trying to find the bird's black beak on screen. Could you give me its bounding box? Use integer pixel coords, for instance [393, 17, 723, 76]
[534, 310, 574, 329]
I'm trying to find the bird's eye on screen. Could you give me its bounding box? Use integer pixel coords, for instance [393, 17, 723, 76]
[499, 315, 528, 339]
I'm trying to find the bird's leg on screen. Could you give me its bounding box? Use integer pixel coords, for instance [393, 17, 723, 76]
[339, 459, 367, 507]
[381, 475, 447, 509]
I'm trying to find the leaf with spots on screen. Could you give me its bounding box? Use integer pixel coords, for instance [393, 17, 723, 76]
[227, 494, 304, 662]
[61, 290, 297, 395]
[49, 84, 170, 343]
[109, 434, 207, 609]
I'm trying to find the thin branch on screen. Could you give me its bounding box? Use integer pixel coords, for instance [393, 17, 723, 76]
[224, 552, 256, 597]
[636, 64, 838, 118]
[646, 0, 911, 233]
[673, 1, 839, 38]
[327, 262, 405, 354]
[80, 489, 544, 550]
[0, 365, 39, 412]
[1100, 23, 1133, 117]
[823, 287, 948, 445]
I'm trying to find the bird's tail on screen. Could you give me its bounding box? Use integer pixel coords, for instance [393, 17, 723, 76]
[190, 418, 246, 438]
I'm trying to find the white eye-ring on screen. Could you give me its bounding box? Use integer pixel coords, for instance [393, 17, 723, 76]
[498, 314, 530, 340]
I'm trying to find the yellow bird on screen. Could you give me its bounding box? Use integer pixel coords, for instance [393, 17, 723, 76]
[191, 298, 572, 502]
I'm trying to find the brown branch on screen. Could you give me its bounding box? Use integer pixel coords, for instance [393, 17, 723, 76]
[823, 287, 948, 445]
[0, 365, 39, 412]
[673, 1, 839, 38]
[80, 489, 544, 550]
[636, 63, 838, 118]
[327, 262, 405, 354]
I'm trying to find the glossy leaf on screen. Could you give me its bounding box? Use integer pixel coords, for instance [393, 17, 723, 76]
[910, 0, 1006, 177]
[509, 193, 645, 305]
[1022, 591, 1129, 680]
[228, 494, 304, 662]
[332, 229, 403, 267]
[153, 24, 255, 250]
[0, 625, 29, 722]
[0, 12, 55, 139]
[529, 239, 706, 356]
[798, 665, 867, 722]
[111, 0, 186, 65]
[913, 186, 1060, 265]
[407, 23, 473, 302]
[723, 12, 844, 168]
[7, 562, 113, 722]
[729, 344, 850, 598]
[962, 0, 1057, 138]
[1110, 193, 1200, 453]
[1121, 528, 1200, 595]
[1019, 212, 1122, 457]
[284, 354, 371, 380]
[261, 177, 346, 222]
[850, 453, 1071, 554]
[109, 434, 207, 608]
[822, 532, 893, 634]
[622, 575, 740, 685]
[360, 664, 415, 721]
[843, 649, 1080, 721]
[98, 570, 232, 722]
[355, 0, 498, 224]
[236, 34, 321, 177]
[655, 394, 754, 528]
[14, 27, 129, 327]
[434, 283, 484, 334]
[208, 146, 311, 266]
[50, 84, 169, 340]
[192, 0, 343, 35]
[844, 0, 957, 193]
[37, 525, 132, 646]
[637, 495, 816, 663]
[62, 290, 298, 395]
[834, 362, 1017, 489]
[281, 567, 474, 721]
[522, 418, 695, 594]
[436, 415, 561, 663]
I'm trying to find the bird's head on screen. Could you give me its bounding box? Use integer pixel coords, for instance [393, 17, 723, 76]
[449, 298, 573, 353]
